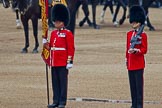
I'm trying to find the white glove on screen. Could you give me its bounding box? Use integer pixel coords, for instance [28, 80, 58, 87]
[66, 63, 73, 69]
[42, 38, 48, 44]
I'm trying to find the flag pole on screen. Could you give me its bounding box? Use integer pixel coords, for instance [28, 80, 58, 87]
[40, 0, 49, 105]
[45, 63, 49, 105]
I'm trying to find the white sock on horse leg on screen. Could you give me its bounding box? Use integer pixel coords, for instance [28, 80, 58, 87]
[100, 10, 105, 23]
[101, 10, 105, 17]
[16, 19, 21, 29]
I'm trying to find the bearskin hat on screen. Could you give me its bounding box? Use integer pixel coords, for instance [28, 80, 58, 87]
[129, 5, 146, 24]
[51, 4, 70, 27]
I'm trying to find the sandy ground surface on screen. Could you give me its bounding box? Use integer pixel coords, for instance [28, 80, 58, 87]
[0, 4, 162, 108]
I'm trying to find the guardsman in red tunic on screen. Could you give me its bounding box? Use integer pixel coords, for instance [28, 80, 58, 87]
[125, 5, 148, 108]
[45, 4, 75, 108]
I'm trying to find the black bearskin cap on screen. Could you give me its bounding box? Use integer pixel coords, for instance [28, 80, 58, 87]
[129, 5, 146, 24]
[51, 4, 70, 27]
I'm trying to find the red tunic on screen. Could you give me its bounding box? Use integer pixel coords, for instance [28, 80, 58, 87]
[49, 28, 75, 66]
[126, 30, 148, 70]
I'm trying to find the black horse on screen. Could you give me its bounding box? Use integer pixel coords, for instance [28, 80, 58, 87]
[10, 0, 41, 53]
[18, 0, 40, 53]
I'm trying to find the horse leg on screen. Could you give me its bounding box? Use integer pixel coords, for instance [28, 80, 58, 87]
[79, 1, 93, 27]
[31, 17, 39, 53]
[144, 7, 155, 31]
[15, 10, 21, 29]
[67, 8, 76, 34]
[86, 16, 93, 27]
[146, 15, 155, 31]
[109, 1, 114, 19]
[100, 0, 114, 23]
[119, 7, 126, 25]
[21, 16, 29, 53]
[79, 16, 93, 27]
[2, 0, 10, 8]
[118, 0, 127, 25]
[91, 0, 100, 29]
[143, 0, 155, 31]
[113, 3, 120, 26]
[100, 3, 107, 23]
[67, 1, 80, 34]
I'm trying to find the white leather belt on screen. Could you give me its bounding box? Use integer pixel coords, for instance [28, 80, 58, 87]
[51, 47, 66, 51]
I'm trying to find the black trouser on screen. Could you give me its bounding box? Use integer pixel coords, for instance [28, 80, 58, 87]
[51, 66, 68, 105]
[128, 69, 144, 108]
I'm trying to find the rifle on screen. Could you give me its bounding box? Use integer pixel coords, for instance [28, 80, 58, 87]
[130, 24, 145, 49]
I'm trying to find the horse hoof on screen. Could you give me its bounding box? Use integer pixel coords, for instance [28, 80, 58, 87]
[21, 48, 28, 53]
[16, 20, 22, 29]
[16, 25, 22, 29]
[119, 17, 126, 25]
[32, 49, 38, 53]
[149, 27, 155, 31]
[113, 21, 119, 27]
[94, 25, 100, 29]
[119, 20, 124, 25]
[79, 21, 84, 27]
